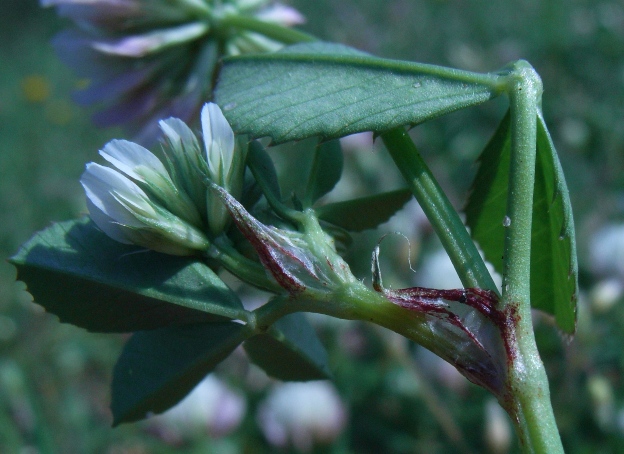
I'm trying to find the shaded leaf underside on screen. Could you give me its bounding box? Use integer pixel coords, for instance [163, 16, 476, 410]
[10, 218, 245, 332]
[316, 188, 413, 232]
[244, 312, 332, 381]
[111, 322, 248, 425]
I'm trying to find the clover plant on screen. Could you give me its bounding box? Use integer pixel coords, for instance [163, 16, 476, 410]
[12, 2, 577, 452]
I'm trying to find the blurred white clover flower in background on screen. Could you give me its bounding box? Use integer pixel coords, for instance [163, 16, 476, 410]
[41, 0, 305, 144]
[256, 381, 348, 452]
[81, 102, 246, 253]
[484, 397, 512, 454]
[415, 247, 502, 291]
[590, 223, 624, 279]
[151, 374, 246, 441]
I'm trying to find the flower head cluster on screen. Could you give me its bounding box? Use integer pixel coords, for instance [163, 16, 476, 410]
[81, 102, 245, 255]
[42, 0, 304, 143]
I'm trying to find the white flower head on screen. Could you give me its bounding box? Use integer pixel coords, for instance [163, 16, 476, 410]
[81, 102, 246, 251]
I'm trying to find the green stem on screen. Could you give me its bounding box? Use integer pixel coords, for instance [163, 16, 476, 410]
[381, 128, 499, 293]
[501, 61, 562, 454]
[209, 238, 282, 293]
[218, 14, 317, 44]
[252, 295, 297, 331]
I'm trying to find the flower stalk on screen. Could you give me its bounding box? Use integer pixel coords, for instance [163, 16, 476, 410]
[381, 128, 499, 293]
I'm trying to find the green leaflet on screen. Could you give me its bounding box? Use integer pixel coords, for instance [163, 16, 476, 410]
[244, 313, 332, 381]
[111, 322, 248, 425]
[533, 112, 578, 333]
[215, 42, 504, 143]
[247, 140, 282, 203]
[9, 218, 246, 332]
[316, 188, 413, 232]
[302, 139, 343, 207]
[465, 112, 578, 333]
[464, 113, 511, 282]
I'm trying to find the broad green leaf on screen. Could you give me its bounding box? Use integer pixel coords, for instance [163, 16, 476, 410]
[302, 140, 343, 207]
[10, 218, 246, 332]
[244, 312, 331, 381]
[316, 188, 413, 232]
[465, 112, 578, 333]
[111, 322, 248, 425]
[215, 42, 503, 143]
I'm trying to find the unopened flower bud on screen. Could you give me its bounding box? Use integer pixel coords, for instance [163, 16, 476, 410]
[201, 103, 247, 236]
[159, 116, 209, 221]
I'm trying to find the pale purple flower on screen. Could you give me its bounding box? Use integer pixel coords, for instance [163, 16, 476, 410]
[42, 0, 306, 144]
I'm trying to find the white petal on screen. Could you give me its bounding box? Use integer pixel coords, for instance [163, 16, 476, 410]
[85, 197, 134, 244]
[91, 22, 209, 57]
[100, 139, 169, 183]
[159, 117, 201, 153]
[255, 5, 306, 26]
[81, 163, 155, 226]
[201, 103, 235, 176]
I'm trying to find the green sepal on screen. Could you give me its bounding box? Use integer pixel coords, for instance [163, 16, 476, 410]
[244, 313, 332, 381]
[9, 218, 246, 332]
[111, 322, 249, 425]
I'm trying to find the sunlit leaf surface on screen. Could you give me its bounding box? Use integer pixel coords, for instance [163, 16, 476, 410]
[216, 42, 502, 143]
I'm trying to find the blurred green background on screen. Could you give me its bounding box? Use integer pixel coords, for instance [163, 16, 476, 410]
[3, 0, 624, 452]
